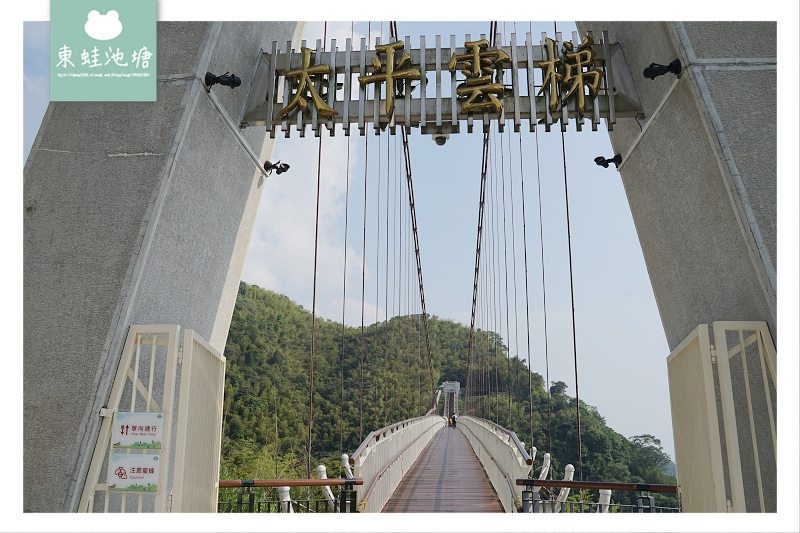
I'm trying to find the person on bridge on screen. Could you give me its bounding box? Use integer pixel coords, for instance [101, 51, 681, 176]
[452, 414, 457, 428]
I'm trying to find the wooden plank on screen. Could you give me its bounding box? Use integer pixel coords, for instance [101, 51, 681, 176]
[381, 426, 504, 513]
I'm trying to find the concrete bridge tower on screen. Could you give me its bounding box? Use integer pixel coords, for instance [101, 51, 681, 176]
[577, 21, 777, 512]
[24, 21, 303, 512]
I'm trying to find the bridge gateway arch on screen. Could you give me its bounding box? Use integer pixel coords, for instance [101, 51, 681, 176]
[23, 20, 777, 513]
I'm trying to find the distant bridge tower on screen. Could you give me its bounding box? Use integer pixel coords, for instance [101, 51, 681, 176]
[442, 381, 460, 419]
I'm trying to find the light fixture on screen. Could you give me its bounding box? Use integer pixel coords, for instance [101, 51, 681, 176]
[643, 59, 681, 80]
[431, 133, 449, 146]
[594, 154, 622, 169]
[204, 71, 241, 92]
[263, 160, 290, 176]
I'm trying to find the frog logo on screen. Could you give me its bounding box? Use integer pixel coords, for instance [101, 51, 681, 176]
[84, 10, 123, 41]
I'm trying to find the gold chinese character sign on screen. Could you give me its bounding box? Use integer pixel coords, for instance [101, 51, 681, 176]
[245, 31, 641, 137]
[358, 41, 421, 117]
[448, 39, 510, 114]
[538, 36, 603, 114]
[279, 47, 337, 117]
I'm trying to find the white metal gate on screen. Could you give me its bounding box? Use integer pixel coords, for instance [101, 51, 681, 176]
[667, 321, 776, 512]
[77, 325, 225, 512]
[172, 329, 226, 512]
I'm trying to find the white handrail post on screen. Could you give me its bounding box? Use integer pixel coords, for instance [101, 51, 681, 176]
[317, 464, 336, 511]
[539, 453, 551, 480]
[553, 464, 575, 513]
[278, 486, 293, 513]
[341, 453, 354, 478]
[598, 489, 612, 513]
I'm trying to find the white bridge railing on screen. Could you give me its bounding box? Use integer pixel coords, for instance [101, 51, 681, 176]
[457, 415, 533, 512]
[347, 414, 444, 512]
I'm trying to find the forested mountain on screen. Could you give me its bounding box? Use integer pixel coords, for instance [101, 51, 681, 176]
[221, 281, 677, 506]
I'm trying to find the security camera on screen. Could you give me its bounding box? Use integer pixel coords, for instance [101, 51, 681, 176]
[432, 133, 450, 146]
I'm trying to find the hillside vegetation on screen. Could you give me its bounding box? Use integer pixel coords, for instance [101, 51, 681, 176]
[221, 281, 677, 507]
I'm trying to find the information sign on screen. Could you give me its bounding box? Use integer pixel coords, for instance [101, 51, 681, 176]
[108, 453, 160, 492]
[112, 411, 163, 449]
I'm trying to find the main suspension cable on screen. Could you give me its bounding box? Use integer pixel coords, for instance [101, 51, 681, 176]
[466, 128, 490, 416]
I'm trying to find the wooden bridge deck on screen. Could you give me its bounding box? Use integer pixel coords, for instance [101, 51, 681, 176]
[381, 425, 504, 513]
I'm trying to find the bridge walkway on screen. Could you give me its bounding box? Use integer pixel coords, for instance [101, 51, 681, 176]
[381, 424, 503, 512]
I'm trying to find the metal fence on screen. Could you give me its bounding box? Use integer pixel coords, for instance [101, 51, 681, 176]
[218, 478, 361, 513]
[517, 479, 681, 513]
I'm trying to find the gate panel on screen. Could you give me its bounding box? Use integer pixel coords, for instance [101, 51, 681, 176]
[713, 321, 776, 513]
[668, 321, 777, 513]
[171, 329, 226, 512]
[666, 324, 726, 512]
[78, 325, 181, 512]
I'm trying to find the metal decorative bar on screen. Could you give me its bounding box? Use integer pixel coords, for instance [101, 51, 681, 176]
[358, 37, 366, 135]
[404, 35, 412, 132]
[265, 41, 277, 133]
[510, 32, 521, 132]
[557, 32, 568, 133]
[590, 31, 601, 131]
[572, 30, 583, 133]
[450, 34, 458, 131]
[435, 34, 442, 128]
[281, 39, 291, 137]
[326, 39, 337, 135]
[241, 31, 643, 137]
[372, 36, 381, 134]
[602, 30, 616, 131]
[525, 32, 536, 132]
[419, 35, 427, 132]
[343, 38, 352, 135]
[496, 31, 504, 133]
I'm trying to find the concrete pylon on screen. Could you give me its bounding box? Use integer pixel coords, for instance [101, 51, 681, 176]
[575, 21, 776, 350]
[576, 21, 777, 513]
[23, 21, 303, 512]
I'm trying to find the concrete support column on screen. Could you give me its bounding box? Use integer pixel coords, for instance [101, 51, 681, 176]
[575, 21, 776, 349]
[23, 21, 303, 512]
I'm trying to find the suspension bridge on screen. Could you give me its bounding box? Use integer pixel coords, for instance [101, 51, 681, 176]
[72, 20, 687, 514]
[25, 17, 779, 520]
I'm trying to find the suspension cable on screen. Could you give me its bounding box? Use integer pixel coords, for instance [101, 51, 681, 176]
[533, 105, 553, 462]
[553, 21, 584, 481]
[489, 125, 496, 423]
[357, 22, 367, 444]
[561, 129, 583, 481]
[499, 111, 513, 431]
[508, 126, 522, 435]
[383, 119, 390, 427]
[466, 127, 490, 416]
[307, 18, 327, 488]
[390, 20, 437, 412]
[339, 76, 351, 462]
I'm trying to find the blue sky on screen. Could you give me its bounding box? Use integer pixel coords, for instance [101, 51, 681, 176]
[15, 2, 800, 531]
